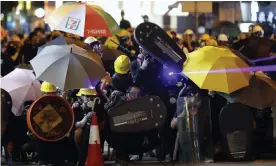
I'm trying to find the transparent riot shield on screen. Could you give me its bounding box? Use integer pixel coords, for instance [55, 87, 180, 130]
[177, 95, 213, 164]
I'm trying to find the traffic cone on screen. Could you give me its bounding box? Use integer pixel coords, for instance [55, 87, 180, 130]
[86, 112, 104, 166]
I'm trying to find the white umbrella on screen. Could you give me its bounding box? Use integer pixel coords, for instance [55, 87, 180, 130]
[1, 69, 42, 116]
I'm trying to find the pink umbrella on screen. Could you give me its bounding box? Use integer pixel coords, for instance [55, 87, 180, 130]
[1, 69, 42, 116]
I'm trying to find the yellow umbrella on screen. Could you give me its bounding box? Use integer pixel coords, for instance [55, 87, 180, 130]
[182, 46, 251, 94]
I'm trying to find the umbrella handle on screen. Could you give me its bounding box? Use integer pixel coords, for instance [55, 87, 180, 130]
[91, 97, 101, 112]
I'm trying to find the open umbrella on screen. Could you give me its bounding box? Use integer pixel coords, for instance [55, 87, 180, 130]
[182, 46, 251, 94]
[1, 69, 42, 116]
[45, 2, 120, 37]
[221, 72, 276, 109]
[232, 36, 276, 60]
[30, 44, 106, 91]
[37, 36, 103, 66]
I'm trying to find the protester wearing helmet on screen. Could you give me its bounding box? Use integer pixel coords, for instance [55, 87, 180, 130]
[252, 25, 264, 37]
[40, 81, 57, 95]
[182, 29, 197, 53]
[112, 55, 133, 93]
[217, 34, 229, 47]
[72, 88, 103, 166]
[199, 33, 211, 47]
[84, 36, 103, 57]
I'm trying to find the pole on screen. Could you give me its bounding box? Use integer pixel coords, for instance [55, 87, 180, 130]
[195, 2, 199, 35]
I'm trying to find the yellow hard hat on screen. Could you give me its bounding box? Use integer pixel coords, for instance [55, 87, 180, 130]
[114, 55, 130, 74]
[206, 39, 218, 46]
[200, 34, 211, 41]
[76, 88, 97, 96]
[40, 81, 57, 93]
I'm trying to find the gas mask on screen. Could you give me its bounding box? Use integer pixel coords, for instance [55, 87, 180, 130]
[80, 96, 94, 110]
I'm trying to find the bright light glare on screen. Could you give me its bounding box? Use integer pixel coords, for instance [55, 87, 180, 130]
[89, 86, 95, 89]
[35, 8, 45, 18]
[239, 23, 253, 33]
[15, 10, 20, 15]
[169, 72, 174, 76]
[55, 1, 63, 9]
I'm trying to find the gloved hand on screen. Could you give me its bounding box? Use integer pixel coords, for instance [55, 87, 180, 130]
[141, 55, 152, 70]
[75, 112, 93, 128]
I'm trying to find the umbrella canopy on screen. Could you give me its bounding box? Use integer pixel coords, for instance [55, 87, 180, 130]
[1, 69, 42, 116]
[222, 72, 276, 109]
[37, 36, 103, 66]
[182, 46, 251, 94]
[232, 36, 276, 60]
[102, 47, 123, 60]
[30, 44, 106, 91]
[38, 36, 91, 53]
[212, 21, 240, 38]
[45, 2, 120, 37]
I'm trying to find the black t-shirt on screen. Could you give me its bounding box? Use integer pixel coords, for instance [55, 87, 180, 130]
[1, 53, 15, 77]
[111, 73, 133, 93]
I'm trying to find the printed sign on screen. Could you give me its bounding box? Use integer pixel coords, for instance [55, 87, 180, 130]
[87, 29, 107, 35]
[65, 17, 81, 31]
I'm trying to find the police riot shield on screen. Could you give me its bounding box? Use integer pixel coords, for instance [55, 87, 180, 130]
[177, 95, 213, 164]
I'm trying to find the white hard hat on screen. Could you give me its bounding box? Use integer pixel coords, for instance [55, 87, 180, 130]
[84, 36, 98, 44]
[184, 29, 194, 35]
[218, 34, 228, 42]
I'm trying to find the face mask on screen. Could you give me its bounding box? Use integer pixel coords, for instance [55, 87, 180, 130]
[80, 96, 93, 110]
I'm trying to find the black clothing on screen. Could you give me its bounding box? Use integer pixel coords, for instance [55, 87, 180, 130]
[111, 73, 133, 93]
[1, 53, 15, 77]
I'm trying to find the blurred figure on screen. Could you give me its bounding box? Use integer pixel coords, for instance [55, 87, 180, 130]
[120, 10, 132, 32]
[238, 33, 247, 40]
[142, 15, 149, 23]
[182, 29, 197, 53]
[252, 25, 264, 37]
[171, 31, 180, 45]
[112, 55, 133, 93]
[217, 34, 229, 47]
[199, 33, 211, 47]
[4, 35, 22, 66]
[84, 36, 103, 57]
[248, 25, 254, 36]
[206, 39, 218, 46]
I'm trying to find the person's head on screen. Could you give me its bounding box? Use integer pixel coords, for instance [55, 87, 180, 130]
[183, 29, 194, 41]
[84, 36, 103, 56]
[199, 33, 211, 47]
[127, 85, 142, 100]
[252, 25, 264, 37]
[114, 55, 131, 74]
[6, 36, 21, 55]
[76, 88, 97, 109]
[142, 15, 149, 22]
[248, 25, 254, 34]
[120, 19, 131, 31]
[217, 34, 229, 47]
[40, 81, 57, 95]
